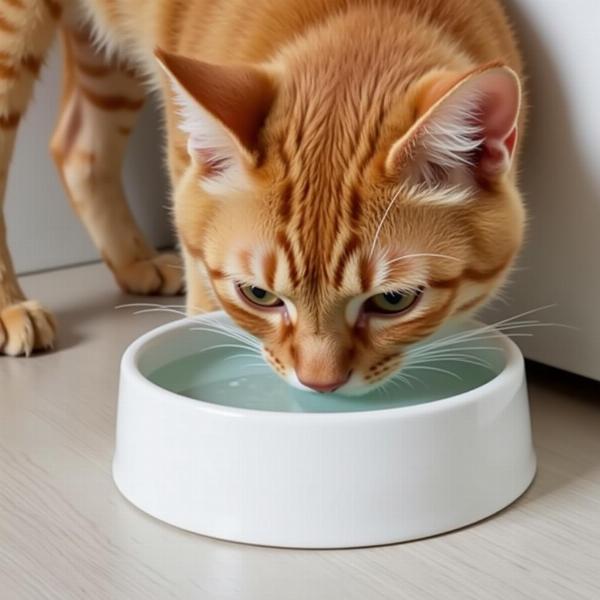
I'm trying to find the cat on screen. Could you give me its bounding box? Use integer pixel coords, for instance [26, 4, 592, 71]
[0, 0, 525, 395]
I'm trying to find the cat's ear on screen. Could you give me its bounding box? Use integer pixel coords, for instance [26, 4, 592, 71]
[155, 49, 276, 193]
[386, 64, 521, 191]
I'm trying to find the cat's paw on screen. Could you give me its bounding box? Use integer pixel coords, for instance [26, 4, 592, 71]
[115, 253, 184, 296]
[0, 301, 57, 356]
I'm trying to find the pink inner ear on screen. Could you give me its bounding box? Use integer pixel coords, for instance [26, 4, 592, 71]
[474, 69, 521, 177]
[385, 66, 521, 187]
[478, 126, 518, 178]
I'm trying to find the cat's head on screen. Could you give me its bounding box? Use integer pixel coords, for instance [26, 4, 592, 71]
[157, 50, 525, 396]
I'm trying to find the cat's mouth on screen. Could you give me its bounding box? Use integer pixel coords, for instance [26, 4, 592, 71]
[261, 347, 408, 397]
[283, 367, 409, 397]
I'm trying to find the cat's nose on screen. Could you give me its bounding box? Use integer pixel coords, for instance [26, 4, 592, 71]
[298, 370, 352, 393]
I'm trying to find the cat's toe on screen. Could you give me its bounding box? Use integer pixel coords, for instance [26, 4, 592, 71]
[0, 301, 57, 356]
[115, 253, 184, 296]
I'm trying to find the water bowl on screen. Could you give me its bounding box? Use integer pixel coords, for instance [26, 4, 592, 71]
[113, 311, 536, 548]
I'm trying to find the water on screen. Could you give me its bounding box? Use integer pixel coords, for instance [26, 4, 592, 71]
[147, 331, 504, 413]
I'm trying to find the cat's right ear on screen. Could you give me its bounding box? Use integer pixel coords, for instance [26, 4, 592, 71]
[385, 64, 521, 196]
[155, 49, 276, 194]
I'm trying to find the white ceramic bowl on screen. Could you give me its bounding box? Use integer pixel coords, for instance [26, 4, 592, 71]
[113, 312, 536, 548]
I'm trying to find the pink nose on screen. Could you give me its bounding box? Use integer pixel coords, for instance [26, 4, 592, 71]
[298, 371, 352, 393]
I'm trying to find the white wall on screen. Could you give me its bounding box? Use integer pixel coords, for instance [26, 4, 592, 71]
[483, 0, 600, 380]
[5, 42, 174, 275]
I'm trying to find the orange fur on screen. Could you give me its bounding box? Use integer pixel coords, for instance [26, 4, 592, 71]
[0, 0, 525, 395]
[150, 0, 525, 393]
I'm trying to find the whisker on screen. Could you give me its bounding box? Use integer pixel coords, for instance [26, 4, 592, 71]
[398, 371, 426, 388]
[115, 302, 202, 319]
[385, 378, 405, 393]
[116, 304, 264, 349]
[408, 349, 494, 364]
[389, 375, 414, 391]
[407, 356, 494, 371]
[393, 370, 429, 389]
[132, 307, 188, 318]
[196, 336, 262, 352]
[190, 324, 262, 348]
[486, 293, 512, 308]
[404, 364, 463, 381]
[194, 333, 261, 351]
[413, 305, 559, 354]
[223, 352, 263, 362]
[368, 186, 403, 260]
[115, 302, 188, 310]
[197, 343, 261, 354]
[493, 322, 577, 333]
[380, 380, 394, 402]
[194, 317, 261, 339]
[384, 252, 460, 266]
[408, 345, 502, 358]
[416, 331, 534, 353]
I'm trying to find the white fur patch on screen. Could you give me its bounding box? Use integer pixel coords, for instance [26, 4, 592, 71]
[416, 86, 484, 186]
[399, 181, 476, 206]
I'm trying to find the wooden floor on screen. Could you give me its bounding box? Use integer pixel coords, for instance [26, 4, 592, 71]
[1, 263, 599, 600]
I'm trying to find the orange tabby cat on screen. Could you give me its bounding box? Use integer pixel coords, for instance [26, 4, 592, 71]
[0, 0, 524, 395]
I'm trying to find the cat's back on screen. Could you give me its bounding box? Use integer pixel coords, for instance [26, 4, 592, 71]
[86, 0, 520, 75]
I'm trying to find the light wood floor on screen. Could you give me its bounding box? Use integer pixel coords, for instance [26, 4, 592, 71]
[1, 263, 599, 600]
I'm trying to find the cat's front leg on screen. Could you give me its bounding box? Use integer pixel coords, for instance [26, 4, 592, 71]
[0, 0, 61, 356]
[50, 25, 184, 298]
[0, 240, 57, 356]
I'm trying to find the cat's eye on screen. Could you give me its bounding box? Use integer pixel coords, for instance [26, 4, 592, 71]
[237, 284, 284, 309]
[364, 289, 422, 316]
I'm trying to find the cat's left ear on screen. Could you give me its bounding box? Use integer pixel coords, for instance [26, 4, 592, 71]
[155, 49, 276, 193]
[386, 64, 522, 189]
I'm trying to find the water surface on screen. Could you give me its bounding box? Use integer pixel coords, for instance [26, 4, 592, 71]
[147, 327, 503, 413]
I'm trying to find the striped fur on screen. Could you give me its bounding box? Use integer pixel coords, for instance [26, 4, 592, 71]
[163, 0, 525, 393]
[0, 0, 183, 355]
[0, 0, 525, 392]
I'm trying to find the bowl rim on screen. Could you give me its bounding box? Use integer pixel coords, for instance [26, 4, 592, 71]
[121, 311, 525, 422]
